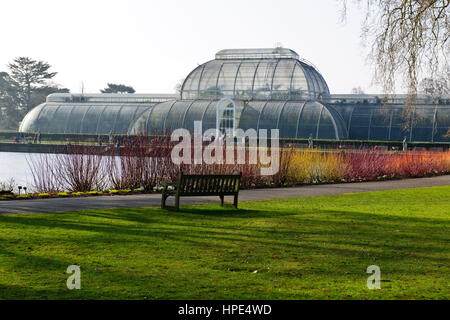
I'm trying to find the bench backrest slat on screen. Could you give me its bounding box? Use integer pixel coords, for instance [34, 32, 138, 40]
[176, 173, 241, 195]
[219, 177, 227, 193]
[226, 177, 233, 193]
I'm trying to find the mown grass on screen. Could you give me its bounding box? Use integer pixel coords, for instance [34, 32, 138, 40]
[0, 186, 448, 300]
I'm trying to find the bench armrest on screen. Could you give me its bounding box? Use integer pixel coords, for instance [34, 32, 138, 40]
[161, 180, 174, 187]
[161, 180, 176, 193]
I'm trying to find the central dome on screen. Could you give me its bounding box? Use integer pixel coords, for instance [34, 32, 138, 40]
[180, 48, 330, 101]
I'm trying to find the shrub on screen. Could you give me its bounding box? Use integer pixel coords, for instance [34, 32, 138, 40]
[37, 193, 50, 198]
[28, 144, 107, 193]
[87, 191, 103, 195]
[16, 194, 32, 200]
[286, 148, 346, 184]
[55, 145, 107, 192]
[107, 135, 175, 192]
[0, 178, 15, 192]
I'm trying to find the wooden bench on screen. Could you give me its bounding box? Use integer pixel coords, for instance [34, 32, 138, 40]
[161, 172, 242, 211]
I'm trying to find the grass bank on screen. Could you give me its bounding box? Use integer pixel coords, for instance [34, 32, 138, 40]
[0, 186, 448, 299]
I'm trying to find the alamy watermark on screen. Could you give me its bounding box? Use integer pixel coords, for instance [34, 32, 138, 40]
[66, 265, 81, 290]
[366, 265, 381, 290]
[170, 121, 280, 176]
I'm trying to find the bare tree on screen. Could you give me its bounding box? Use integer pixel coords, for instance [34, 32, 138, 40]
[419, 69, 450, 96]
[340, 0, 449, 97]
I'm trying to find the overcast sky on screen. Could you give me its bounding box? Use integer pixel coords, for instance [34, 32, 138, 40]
[0, 0, 384, 94]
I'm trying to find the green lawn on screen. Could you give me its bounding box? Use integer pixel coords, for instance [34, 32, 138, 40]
[0, 186, 449, 299]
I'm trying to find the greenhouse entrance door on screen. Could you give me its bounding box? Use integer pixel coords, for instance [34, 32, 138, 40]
[216, 97, 236, 137]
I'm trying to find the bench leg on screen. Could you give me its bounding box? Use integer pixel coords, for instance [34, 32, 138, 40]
[175, 194, 180, 211]
[219, 195, 224, 206]
[161, 193, 167, 209]
[233, 194, 238, 209]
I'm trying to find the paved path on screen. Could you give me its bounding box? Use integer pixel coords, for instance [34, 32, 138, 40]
[1, 175, 449, 214]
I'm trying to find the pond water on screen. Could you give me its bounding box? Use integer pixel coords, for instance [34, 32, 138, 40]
[0, 152, 37, 191]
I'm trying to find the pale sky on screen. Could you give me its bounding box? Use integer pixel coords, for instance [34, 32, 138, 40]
[0, 0, 383, 94]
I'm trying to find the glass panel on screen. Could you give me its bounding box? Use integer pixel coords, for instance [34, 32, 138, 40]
[113, 106, 146, 134]
[79, 105, 105, 134]
[217, 62, 239, 98]
[201, 101, 217, 132]
[164, 101, 190, 132]
[148, 101, 175, 134]
[129, 108, 152, 134]
[290, 64, 309, 100]
[35, 104, 60, 133]
[181, 66, 203, 100]
[198, 61, 222, 99]
[316, 71, 330, 95]
[235, 61, 258, 100]
[369, 108, 391, 141]
[297, 102, 321, 139]
[252, 61, 276, 100]
[278, 102, 304, 138]
[434, 107, 450, 142]
[300, 63, 315, 98]
[184, 101, 210, 132]
[271, 60, 296, 100]
[97, 105, 121, 134]
[326, 105, 347, 139]
[258, 102, 285, 131]
[348, 105, 372, 140]
[390, 107, 411, 141]
[411, 106, 434, 142]
[317, 108, 336, 139]
[239, 102, 265, 131]
[306, 65, 320, 95]
[51, 105, 72, 133]
[66, 105, 91, 134]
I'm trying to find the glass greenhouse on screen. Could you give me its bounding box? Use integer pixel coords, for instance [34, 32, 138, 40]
[19, 48, 450, 143]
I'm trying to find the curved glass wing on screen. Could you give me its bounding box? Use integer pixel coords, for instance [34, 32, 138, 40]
[339, 103, 450, 142]
[19, 103, 153, 135]
[239, 101, 346, 139]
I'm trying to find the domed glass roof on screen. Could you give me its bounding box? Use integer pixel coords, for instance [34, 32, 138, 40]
[181, 48, 330, 101]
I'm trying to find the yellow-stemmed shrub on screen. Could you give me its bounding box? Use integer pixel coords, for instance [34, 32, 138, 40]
[286, 148, 347, 184]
